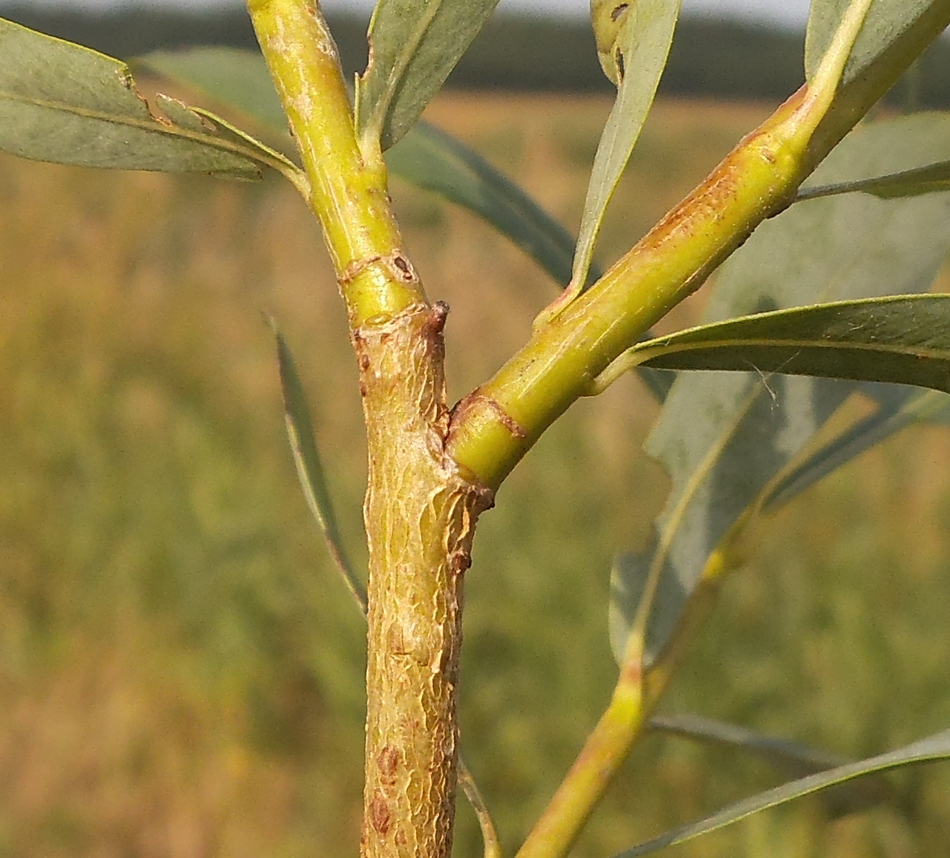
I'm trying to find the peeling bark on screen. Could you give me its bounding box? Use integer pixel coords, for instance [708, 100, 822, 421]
[357, 302, 493, 858]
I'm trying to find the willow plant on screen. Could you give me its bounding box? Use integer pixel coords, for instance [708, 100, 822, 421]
[4, 1, 950, 856]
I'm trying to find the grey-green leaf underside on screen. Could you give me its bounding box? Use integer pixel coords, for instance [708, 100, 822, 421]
[805, 0, 950, 89]
[762, 386, 950, 512]
[613, 728, 950, 856]
[356, 0, 500, 151]
[0, 18, 276, 178]
[800, 159, 950, 201]
[139, 47, 582, 287]
[804, 1, 950, 167]
[572, 0, 682, 291]
[610, 114, 950, 668]
[799, 111, 950, 202]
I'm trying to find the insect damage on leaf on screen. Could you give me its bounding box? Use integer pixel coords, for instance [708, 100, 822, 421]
[592, 0, 633, 84]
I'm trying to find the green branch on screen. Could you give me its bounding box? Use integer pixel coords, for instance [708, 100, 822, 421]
[446, 0, 947, 491]
[248, 0, 426, 327]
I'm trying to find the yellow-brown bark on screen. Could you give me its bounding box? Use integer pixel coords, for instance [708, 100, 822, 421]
[357, 302, 492, 858]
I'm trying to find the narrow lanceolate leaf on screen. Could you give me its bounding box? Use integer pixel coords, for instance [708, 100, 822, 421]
[272, 323, 366, 614]
[799, 160, 950, 201]
[356, 0, 500, 152]
[138, 48, 586, 287]
[613, 728, 950, 856]
[762, 387, 950, 512]
[0, 18, 276, 179]
[629, 295, 950, 391]
[805, 0, 949, 88]
[650, 715, 849, 777]
[798, 113, 950, 202]
[387, 120, 579, 285]
[609, 116, 950, 668]
[138, 47, 291, 136]
[803, 0, 950, 163]
[571, 0, 682, 293]
[272, 324, 500, 849]
[648, 714, 896, 817]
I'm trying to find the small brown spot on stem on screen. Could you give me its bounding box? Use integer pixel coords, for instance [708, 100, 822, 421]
[378, 745, 401, 783]
[370, 790, 391, 836]
[620, 656, 642, 687]
[387, 251, 419, 284]
[611, 3, 629, 20]
[452, 550, 473, 576]
[340, 250, 420, 291]
[393, 254, 412, 278]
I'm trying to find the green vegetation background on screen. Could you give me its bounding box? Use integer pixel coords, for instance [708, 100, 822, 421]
[2, 92, 950, 857]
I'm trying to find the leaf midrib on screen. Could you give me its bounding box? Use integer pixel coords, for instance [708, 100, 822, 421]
[638, 335, 950, 364]
[0, 87, 256, 162]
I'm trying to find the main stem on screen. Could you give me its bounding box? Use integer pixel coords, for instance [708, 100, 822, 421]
[358, 304, 492, 856]
[248, 2, 492, 856]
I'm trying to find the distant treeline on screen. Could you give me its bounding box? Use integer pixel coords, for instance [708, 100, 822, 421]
[2, 5, 948, 106]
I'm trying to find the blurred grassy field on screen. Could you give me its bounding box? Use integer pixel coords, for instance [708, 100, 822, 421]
[3, 92, 950, 858]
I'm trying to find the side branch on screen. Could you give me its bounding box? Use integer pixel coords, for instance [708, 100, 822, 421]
[446, 87, 813, 489]
[446, 0, 950, 491]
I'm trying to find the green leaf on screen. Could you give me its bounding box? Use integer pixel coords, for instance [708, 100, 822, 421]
[0, 18, 275, 179]
[272, 324, 498, 844]
[800, 159, 950, 201]
[571, 0, 682, 292]
[804, 1, 950, 163]
[762, 387, 950, 511]
[629, 295, 950, 390]
[138, 48, 583, 285]
[648, 714, 896, 817]
[356, 0, 500, 151]
[271, 322, 366, 615]
[612, 728, 950, 856]
[650, 714, 848, 777]
[609, 116, 950, 668]
[138, 47, 291, 136]
[805, 0, 948, 88]
[798, 113, 950, 202]
[387, 120, 578, 285]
